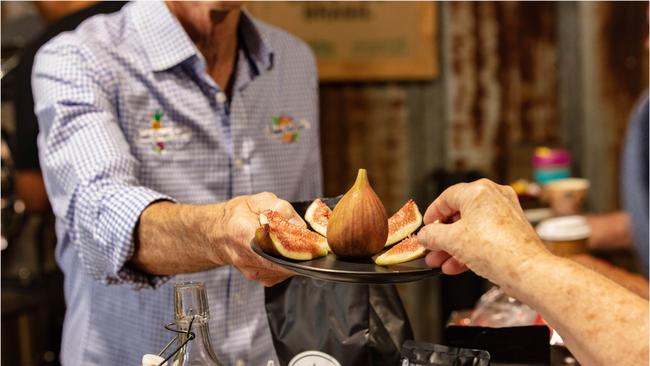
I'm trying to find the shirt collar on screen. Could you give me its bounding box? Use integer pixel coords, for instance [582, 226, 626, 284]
[130, 2, 273, 73]
[238, 9, 274, 72]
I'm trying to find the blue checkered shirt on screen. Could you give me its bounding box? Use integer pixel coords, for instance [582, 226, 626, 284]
[32, 2, 321, 365]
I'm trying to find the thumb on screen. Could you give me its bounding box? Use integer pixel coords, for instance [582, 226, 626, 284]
[271, 200, 307, 228]
[418, 222, 469, 275]
[416, 220, 459, 254]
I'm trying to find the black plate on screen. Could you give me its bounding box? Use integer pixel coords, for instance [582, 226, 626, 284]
[251, 196, 440, 284]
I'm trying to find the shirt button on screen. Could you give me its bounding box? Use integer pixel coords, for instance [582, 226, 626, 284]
[234, 158, 243, 169]
[215, 91, 227, 104]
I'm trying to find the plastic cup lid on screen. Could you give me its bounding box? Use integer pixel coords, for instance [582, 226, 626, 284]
[536, 215, 591, 241]
[544, 178, 590, 191]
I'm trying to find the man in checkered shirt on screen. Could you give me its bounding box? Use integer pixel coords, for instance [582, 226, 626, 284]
[32, 2, 321, 365]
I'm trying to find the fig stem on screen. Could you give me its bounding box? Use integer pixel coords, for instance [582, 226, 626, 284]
[354, 169, 368, 188]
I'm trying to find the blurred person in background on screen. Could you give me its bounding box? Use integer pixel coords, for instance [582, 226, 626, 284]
[582, 94, 649, 281]
[419, 179, 648, 366]
[568, 93, 649, 301]
[576, 94, 648, 300]
[32, 1, 319, 365]
[7, 2, 125, 364]
[13, 1, 126, 213]
[571, 91, 648, 302]
[579, 7, 649, 282]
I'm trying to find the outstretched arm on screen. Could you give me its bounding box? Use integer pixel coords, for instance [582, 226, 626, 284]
[33, 35, 295, 288]
[131, 193, 301, 286]
[418, 179, 648, 366]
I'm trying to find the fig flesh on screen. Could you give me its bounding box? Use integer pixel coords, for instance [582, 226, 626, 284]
[375, 236, 428, 266]
[327, 169, 388, 257]
[385, 199, 423, 247]
[256, 211, 329, 261]
[304, 198, 331, 237]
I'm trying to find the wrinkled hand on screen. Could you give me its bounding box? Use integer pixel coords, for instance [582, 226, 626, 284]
[213, 192, 303, 287]
[417, 179, 549, 283]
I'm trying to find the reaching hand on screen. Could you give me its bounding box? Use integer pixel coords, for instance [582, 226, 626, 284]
[417, 179, 549, 283]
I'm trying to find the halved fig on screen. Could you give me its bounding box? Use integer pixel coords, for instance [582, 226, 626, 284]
[304, 198, 331, 237]
[386, 199, 423, 247]
[256, 210, 329, 261]
[375, 236, 428, 266]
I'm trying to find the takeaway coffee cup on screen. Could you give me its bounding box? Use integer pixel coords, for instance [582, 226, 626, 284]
[544, 178, 590, 215]
[536, 215, 591, 257]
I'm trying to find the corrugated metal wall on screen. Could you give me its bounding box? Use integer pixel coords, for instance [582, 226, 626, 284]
[448, 2, 560, 183]
[320, 84, 410, 214]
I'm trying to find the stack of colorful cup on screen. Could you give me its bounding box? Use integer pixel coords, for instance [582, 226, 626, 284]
[533, 147, 571, 185]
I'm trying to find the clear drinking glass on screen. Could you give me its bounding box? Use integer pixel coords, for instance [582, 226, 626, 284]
[172, 282, 223, 366]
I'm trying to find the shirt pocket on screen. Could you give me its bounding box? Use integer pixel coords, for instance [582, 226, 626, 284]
[132, 125, 195, 167]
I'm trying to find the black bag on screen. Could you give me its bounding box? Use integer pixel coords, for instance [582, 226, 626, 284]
[445, 326, 550, 365]
[265, 276, 414, 366]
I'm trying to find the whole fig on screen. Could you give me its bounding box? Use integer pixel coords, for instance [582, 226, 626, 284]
[327, 169, 388, 257]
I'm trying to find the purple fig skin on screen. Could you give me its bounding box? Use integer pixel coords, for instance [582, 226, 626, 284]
[327, 169, 388, 257]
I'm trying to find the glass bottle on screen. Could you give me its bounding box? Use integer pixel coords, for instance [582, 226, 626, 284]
[172, 282, 223, 366]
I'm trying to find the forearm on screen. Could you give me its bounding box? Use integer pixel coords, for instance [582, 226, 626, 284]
[421, 180, 648, 365]
[508, 253, 649, 365]
[570, 254, 649, 299]
[585, 211, 633, 250]
[130, 201, 229, 275]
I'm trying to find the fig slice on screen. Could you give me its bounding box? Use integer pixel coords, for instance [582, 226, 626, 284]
[256, 210, 329, 261]
[385, 199, 423, 247]
[375, 236, 428, 266]
[304, 198, 331, 237]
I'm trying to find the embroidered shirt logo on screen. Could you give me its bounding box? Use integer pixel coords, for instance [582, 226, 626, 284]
[136, 110, 192, 154]
[150, 110, 165, 153]
[268, 115, 309, 143]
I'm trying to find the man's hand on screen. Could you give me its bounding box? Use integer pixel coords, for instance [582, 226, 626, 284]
[208, 192, 302, 286]
[417, 179, 550, 283]
[133, 192, 301, 287]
